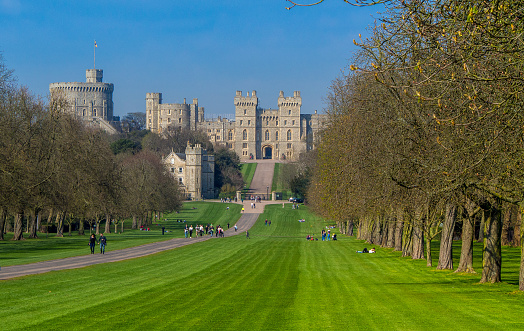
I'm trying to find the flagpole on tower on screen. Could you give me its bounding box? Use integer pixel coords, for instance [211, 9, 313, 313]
[94, 40, 97, 69]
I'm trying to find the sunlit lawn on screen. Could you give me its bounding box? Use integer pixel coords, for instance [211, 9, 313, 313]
[2, 204, 524, 330]
[0, 202, 241, 266]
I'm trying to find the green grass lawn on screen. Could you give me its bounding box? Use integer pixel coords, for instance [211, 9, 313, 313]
[240, 162, 257, 191]
[2, 204, 524, 330]
[271, 162, 293, 199]
[0, 202, 242, 267]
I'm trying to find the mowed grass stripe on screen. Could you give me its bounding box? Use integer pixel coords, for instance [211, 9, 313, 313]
[3, 204, 524, 330]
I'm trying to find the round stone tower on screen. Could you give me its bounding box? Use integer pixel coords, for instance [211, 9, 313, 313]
[49, 69, 114, 122]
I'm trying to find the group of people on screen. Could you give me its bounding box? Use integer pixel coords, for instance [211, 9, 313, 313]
[88, 233, 107, 254]
[184, 223, 235, 238]
[356, 248, 376, 253]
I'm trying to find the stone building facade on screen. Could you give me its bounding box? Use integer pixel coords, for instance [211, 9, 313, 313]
[49, 69, 118, 133]
[146, 90, 328, 161]
[163, 143, 215, 200]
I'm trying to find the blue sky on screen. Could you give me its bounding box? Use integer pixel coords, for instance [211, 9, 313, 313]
[0, 0, 380, 118]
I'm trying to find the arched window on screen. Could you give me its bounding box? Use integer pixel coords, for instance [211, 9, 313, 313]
[287, 130, 292, 141]
[228, 130, 233, 141]
[243, 129, 248, 140]
[275, 131, 279, 141]
[265, 130, 270, 141]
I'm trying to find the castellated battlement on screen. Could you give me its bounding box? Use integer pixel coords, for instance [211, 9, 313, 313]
[278, 90, 302, 107]
[49, 82, 114, 93]
[234, 90, 258, 107]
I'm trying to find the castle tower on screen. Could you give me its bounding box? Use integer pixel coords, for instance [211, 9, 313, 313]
[234, 90, 258, 159]
[49, 69, 114, 127]
[278, 91, 302, 160]
[146, 93, 162, 132]
[86, 69, 103, 83]
[185, 142, 203, 200]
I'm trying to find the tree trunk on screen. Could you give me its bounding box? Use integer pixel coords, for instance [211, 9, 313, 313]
[501, 207, 512, 246]
[456, 217, 475, 273]
[104, 213, 111, 234]
[0, 207, 7, 240]
[347, 221, 354, 236]
[426, 237, 433, 267]
[12, 211, 24, 240]
[386, 218, 395, 248]
[114, 220, 118, 233]
[480, 204, 502, 283]
[437, 203, 457, 270]
[95, 215, 100, 235]
[78, 217, 85, 235]
[412, 220, 424, 260]
[519, 203, 524, 291]
[132, 215, 137, 229]
[137, 216, 142, 229]
[402, 221, 413, 257]
[28, 208, 39, 239]
[121, 220, 124, 233]
[56, 211, 64, 237]
[394, 220, 403, 251]
[477, 211, 485, 242]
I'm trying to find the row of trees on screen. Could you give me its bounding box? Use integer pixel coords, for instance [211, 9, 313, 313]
[308, 0, 524, 290]
[0, 58, 182, 240]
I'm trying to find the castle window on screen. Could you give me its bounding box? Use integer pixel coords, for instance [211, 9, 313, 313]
[287, 143, 292, 149]
[243, 143, 248, 148]
[275, 131, 279, 140]
[248, 120, 251, 125]
[180, 110, 182, 115]
[170, 168, 175, 173]
[93, 110, 97, 116]
[216, 129, 220, 133]
[179, 177, 183, 184]
[243, 129, 247, 140]
[266, 121, 269, 125]
[179, 168, 183, 173]
[217, 136, 221, 140]
[228, 130, 233, 140]
[240, 120, 243, 125]
[244, 109, 247, 115]
[288, 110, 291, 115]
[168, 118, 171, 123]
[168, 110, 171, 115]
[287, 130, 292, 141]
[292, 120, 295, 125]
[284, 120, 287, 125]
[265, 130, 269, 141]
[84, 99, 86, 104]
[276, 121, 278, 126]
[83, 109, 86, 116]
[179, 118, 181, 123]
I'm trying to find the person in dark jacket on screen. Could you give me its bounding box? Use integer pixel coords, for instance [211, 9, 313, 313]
[99, 233, 107, 254]
[89, 234, 96, 254]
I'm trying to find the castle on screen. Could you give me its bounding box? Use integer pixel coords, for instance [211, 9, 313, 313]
[146, 90, 327, 161]
[163, 143, 215, 200]
[49, 69, 119, 134]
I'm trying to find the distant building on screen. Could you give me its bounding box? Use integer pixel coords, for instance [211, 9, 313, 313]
[146, 90, 328, 161]
[50, 69, 119, 134]
[163, 143, 215, 200]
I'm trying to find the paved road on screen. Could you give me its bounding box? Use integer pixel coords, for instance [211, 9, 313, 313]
[244, 160, 275, 199]
[0, 162, 279, 280]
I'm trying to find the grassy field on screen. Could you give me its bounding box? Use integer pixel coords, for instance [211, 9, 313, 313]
[240, 162, 257, 192]
[2, 203, 524, 330]
[0, 202, 242, 267]
[271, 162, 293, 199]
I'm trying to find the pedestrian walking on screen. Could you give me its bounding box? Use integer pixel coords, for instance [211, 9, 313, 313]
[99, 233, 107, 254]
[89, 234, 96, 254]
[246, 231, 250, 239]
[234, 225, 238, 232]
